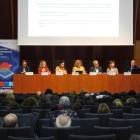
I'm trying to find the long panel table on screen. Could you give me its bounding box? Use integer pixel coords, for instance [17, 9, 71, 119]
[13, 74, 140, 94]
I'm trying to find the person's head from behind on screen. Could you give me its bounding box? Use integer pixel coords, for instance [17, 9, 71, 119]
[54, 114, 71, 128]
[93, 60, 99, 68]
[45, 88, 53, 95]
[129, 135, 140, 140]
[75, 59, 82, 68]
[128, 90, 136, 95]
[113, 99, 123, 107]
[84, 93, 92, 100]
[22, 97, 38, 106]
[126, 97, 137, 103]
[38, 94, 51, 104]
[51, 104, 64, 112]
[75, 99, 84, 107]
[109, 61, 115, 69]
[6, 102, 20, 110]
[97, 103, 110, 114]
[59, 61, 65, 68]
[2, 114, 18, 128]
[5, 94, 15, 101]
[72, 102, 83, 110]
[36, 91, 42, 96]
[6, 90, 13, 95]
[59, 96, 70, 107]
[131, 60, 136, 67]
[39, 60, 47, 70]
[22, 60, 27, 68]
[69, 90, 78, 98]
[81, 89, 87, 93]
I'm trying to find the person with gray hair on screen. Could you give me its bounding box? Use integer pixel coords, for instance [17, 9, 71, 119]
[90, 60, 103, 73]
[2, 114, 18, 127]
[59, 96, 70, 107]
[54, 114, 71, 128]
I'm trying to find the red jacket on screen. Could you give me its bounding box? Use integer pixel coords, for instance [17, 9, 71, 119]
[38, 68, 49, 74]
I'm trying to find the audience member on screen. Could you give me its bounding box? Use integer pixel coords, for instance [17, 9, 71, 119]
[126, 97, 137, 103]
[120, 91, 127, 97]
[113, 93, 121, 98]
[38, 94, 51, 104]
[5, 94, 15, 101]
[97, 103, 110, 114]
[22, 97, 38, 106]
[6, 102, 20, 110]
[54, 114, 71, 128]
[6, 90, 13, 95]
[72, 102, 83, 110]
[2, 114, 18, 127]
[113, 99, 123, 106]
[128, 90, 136, 95]
[69, 90, 78, 98]
[45, 89, 53, 95]
[59, 96, 70, 107]
[84, 93, 92, 100]
[75, 99, 84, 107]
[51, 104, 64, 111]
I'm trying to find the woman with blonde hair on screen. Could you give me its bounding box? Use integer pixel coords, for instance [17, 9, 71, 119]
[107, 61, 119, 74]
[38, 60, 49, 74]
[113, 99, 123, 107]
[126, 97, 137, 103]
[72, 59, 85, 74]
[97, 103, 110, 114]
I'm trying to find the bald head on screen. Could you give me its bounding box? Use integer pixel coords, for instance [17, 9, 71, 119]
[93, 60, 99, 68]
[55, 114, 71, 128]
[2, 114, 18, 127]
[36, 91, 42, 96]
[84, 93, 92, 100]
[131, 60, 135, 67]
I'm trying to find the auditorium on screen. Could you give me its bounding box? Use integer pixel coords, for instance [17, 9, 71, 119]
[0, 0, 140, 140]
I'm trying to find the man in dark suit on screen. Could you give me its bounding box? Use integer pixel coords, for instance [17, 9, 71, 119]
[90, 60, 103, 73]
[124, 60, 139, 72]
[18, 60, 30, 74]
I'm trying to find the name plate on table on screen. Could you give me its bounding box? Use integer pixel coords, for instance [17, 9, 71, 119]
[89, 72, 97, 76]
[72, 72, 79, 76]
[41, 72, 49, 76]
[56, 72, 63, 76]
[108, 72, 116, 75]
[25, 72, 33, 75]
[124, 72, 131, 75]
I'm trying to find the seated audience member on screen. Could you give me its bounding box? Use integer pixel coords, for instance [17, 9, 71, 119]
[81, 89, 87, 93]
[34, 91, 42, 100]
[38, 60, 49, 74]
[46, 96, 78, 118]
[80, 89, 88, 96]
[75, 99, 84, 107]
[54, 114, 71, 128]
[129, 135, 140, 140]
[97, 103, 110, 114]
[113, 99, 123, 107]
[5, 94, 15, 101]
[38, 94, 51, 104]
[6, 90, 13, 95]
[69, 90, 78, 98]
[69, 95, 76, 103]
[101, 96, 113, 103]
[124, 60, 139, 72]
[45, 88, 53, 95]
[2, 114, 18, 127]
[55, 61, 67, 74]
[72, 59, 85, 74]
[107, 61, 119, 74]
[50, 95, 59, 100]
[126, 97, 137, 103]
[51, 104, 64, 112]
[2, 100, 13, 106]
[120, 91, 127, 97]
[22, 97, 38, 106]
[84, 93, 92, 100]
[113, 93, 121, 98]
[72, 102, 83, 110]
[18, 60, 30, 74]
[6, 102, 20, 110]
[15, 97, 24, 104]
[90, 60, 103, 73]
[128, 90, 136, 95]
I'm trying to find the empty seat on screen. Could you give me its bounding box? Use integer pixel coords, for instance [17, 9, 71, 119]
[123, 113, 140, 119]
[85, 113, 113, 127]
[8, 136, 55, 140]
[90, 105, 99, 113]
[110, 109, 123, 119]
[123, 102, 139, 108]
[75, 109, 90, 118]
[93, 126, 132, 140]
[132, 108, 140, 114]
[68, 134, 116, 140]
[41, 126, 81, 140]
[109, 118, 140, 135]
[39, 103, 51, 109]
[0, 126, 32, 140]
[20, 105, 41, 113]
[71, 118, 99, 135]
[0, 109, 23, 117]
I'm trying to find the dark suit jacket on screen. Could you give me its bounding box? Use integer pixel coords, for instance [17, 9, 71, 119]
[124, 65, 139, 72]
[90, 66, 103, 73]
[18, 66, 30, 74]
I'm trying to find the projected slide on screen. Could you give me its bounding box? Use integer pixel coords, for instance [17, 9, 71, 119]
[28, 0, 119, 37]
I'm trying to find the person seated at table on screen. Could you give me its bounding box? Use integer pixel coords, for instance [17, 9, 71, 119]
[107, 61, 119, 74]
[90, 60, 103, 73]
[38, 60, 49, 74]
[18, 60, 30, 74]
[55, 61, 67, 74]
[124, 60, 139, 72]
[72, 59, 85, 74]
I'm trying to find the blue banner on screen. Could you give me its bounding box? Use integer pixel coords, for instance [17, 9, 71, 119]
[0, 40, 20, 91]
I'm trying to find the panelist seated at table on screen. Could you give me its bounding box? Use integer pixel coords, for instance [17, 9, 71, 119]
[38, 60, 49, 74]
[90, 60, 103, 73]
[55, 61, 67, 74]
[18, 60, 30, 74]
[124, 60, 139, 72]
[107, 61, 119, 74]
[72, 59, 85, 74]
